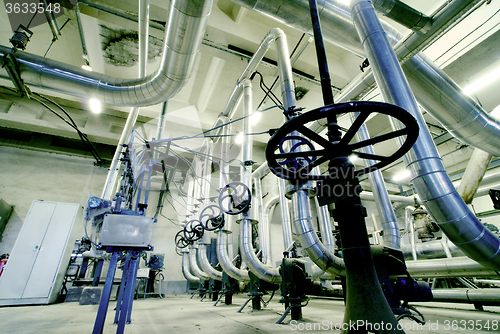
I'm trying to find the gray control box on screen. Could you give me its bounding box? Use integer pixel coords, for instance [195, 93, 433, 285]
[99, 214, 154, 248]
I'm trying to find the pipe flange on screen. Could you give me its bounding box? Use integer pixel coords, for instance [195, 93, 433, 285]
[236, 218, 259, 225]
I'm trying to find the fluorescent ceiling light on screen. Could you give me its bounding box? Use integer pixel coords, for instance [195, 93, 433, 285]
[235, 132, 243, 144]
[89, 98, 101, 114]
[393, 170, 411, 182]
[490, 104, 500, 119]
[463, 66, 500, 95]
[251, 111, 262, 125]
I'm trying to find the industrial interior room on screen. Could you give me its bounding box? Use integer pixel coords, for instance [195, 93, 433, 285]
[1, 0, 500, 333]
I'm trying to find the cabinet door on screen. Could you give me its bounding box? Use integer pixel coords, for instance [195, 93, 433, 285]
[0, 202, 56, 299]
[23, 203, 78, 299]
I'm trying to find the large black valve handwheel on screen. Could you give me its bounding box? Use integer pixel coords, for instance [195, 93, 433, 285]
[218, 181, 252, 215]
[199, 205, 224, 231]
[175, 230, 191, 248]
[266, 101, 419, 180]
[183, 219, 204, 242]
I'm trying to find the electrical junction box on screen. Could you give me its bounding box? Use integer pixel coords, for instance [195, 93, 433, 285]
[99, 214, 154, 248]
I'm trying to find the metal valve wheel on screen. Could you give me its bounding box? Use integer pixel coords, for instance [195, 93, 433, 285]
[175, 230, 191, 248]
[218, 181, 252, 215]
[199, 205, 225, 231]
[183, 219, 204, 242]
[266, 101, 419, 180]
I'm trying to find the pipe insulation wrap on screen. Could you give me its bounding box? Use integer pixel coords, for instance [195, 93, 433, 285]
[229, 0, 500, 156]
[198, 243, 223, 280]
[182, 250, 201, 283]
[0, 0, 213, 107]
[217, 231, 250, 282]
[350, 0, 500, 269]
[189, 245, 210, 281]
[352, 113, 400, 249]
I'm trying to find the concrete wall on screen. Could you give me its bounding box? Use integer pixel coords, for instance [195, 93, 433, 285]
[0, 145, 187, 294]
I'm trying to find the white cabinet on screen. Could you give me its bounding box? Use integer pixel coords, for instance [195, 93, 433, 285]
[0, 201, 82, 305]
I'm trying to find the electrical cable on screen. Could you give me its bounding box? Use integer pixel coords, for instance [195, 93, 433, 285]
[433, 8, 500, 64]
[256, 33, 306, 110]
[29, 92, 104, 164]
[251, 71, 282, 106]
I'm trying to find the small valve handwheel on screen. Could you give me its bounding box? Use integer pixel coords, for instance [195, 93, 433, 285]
[175, 230, 191, 248]
[219, 181, 252, 215]
[199, 205, 225, 231]
[183, 219, 204, 242]
[278, 136, 317, 172]
[266, 101, 419, 180]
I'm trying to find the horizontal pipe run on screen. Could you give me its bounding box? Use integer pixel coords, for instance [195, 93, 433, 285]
[432, 289, 500, 306]
[0, 0, 213, 107]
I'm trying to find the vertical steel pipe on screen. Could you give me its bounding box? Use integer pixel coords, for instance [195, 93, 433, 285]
[239, 79, 281, 283]
[350, 0, 500, 270]
[353, 114, 400, 249]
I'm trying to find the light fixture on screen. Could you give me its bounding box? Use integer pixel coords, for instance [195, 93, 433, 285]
[490, 104, 500, 119]
[393, 170, 411, 182]
[82, 58, 92, 71]
[251, 111, 262, 125]
[348, 154, 358, 164]
[89, 98, 101, 114]
[463, 66, 500, 95]
[235, 132, 243, 144]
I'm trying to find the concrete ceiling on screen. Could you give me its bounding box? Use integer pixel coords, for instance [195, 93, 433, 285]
[1, 0, 500, 193]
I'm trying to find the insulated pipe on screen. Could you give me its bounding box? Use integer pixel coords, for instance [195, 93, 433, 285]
[292, 193, 345, 276]
[405, 206, 417, 261]
[406, 257, 499, 278]
[221, 28, 295, 120]
[0, 0, 213, 107]
[182, 249, 200, 284]
[198, 243, 223, 280]
[371, 0, 432, 33]
[431, 289, 500, 306]
[101, 0, 151, 200]
[457, 149, 493, 205]
[278, 177, 294, 249]
[352, 113, 400, 249]
[253, 178, 268, 264]
[314, 196, 335, 253]
[239, 79, 281, 283]
[217, 230, 250, 282]
[189, 245, 209, 281]
[231, 0, 500, 157]
[253, 179, 279, 264]
[400, 240, 464, 260]
[214, 115, 249, 282]
[350, 0, 500, 270]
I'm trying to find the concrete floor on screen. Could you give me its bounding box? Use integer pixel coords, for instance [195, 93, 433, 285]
[1, 294, 499, 333]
